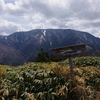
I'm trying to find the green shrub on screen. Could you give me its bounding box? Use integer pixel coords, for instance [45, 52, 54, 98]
[73, 56, 100, 67]
[0, 59, 100, 100]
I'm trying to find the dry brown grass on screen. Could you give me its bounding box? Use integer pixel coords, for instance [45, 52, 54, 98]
[95, 92, 100, 100]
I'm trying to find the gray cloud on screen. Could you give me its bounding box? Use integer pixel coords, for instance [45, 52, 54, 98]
[0, 18, 24, 35]
[0, 0, 100, 37]
[91, 22, 100, 27]
[0, 0, 5, 14]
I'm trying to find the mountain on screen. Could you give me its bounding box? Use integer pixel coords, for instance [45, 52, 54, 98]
[0, 29, 100, 66]
[0, 43, 26, 66]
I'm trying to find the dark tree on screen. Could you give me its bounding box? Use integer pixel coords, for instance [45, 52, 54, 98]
[35, 48, 50, 62]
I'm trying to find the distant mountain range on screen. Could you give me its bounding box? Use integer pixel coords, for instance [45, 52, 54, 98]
[0, 29, 100, 66]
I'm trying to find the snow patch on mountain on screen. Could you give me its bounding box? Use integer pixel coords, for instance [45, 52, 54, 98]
[5, 37, 7, 39]
[39, 35, 46, 44]
[50, 42, 52, 45]
[43, 30, 46, 36]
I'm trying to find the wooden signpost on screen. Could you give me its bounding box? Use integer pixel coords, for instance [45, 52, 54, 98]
[51, 44, 86, 79]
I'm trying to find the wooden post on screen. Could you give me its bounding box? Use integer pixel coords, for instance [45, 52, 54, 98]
[51, 44, 86, 79]
[68, 57, 74, 79]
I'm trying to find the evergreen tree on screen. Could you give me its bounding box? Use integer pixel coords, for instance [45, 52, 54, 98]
[35, 48, 50, 62]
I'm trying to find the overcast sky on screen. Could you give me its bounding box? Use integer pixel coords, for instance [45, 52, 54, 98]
[0, 0, 100, 37]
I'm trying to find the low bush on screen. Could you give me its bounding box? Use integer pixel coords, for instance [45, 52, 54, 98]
[0, 57, 100, 100]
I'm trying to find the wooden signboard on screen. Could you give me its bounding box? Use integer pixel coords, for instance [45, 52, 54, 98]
[51, 44, 86, 79]
[51, 44, 86, 59]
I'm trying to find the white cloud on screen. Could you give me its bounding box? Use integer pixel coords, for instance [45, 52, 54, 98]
[0, 0, 100, 37]
[32, 14, 43, 23]
[84, 27, 100, 38]
[0, 18, 24, 35]
[23, 15, 30, 21]
[28, 22, 44, 30]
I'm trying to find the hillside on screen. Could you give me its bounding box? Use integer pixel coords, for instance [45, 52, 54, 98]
[0, 43, 26, 66]
[0, 29, 100, 65]
[0, 57, 100, 100]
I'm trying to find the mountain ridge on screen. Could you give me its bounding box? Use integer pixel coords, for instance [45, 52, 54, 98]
[0, 29, 100, 66]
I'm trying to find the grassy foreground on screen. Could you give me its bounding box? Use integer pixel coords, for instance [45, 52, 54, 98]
[0, 57, 100, 100]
